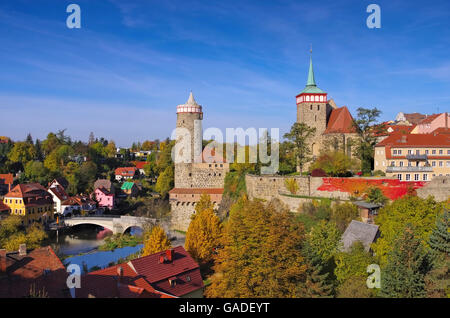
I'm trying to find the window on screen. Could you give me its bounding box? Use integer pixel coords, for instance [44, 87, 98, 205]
[447, 150, 450, 155]
[398, 150, 402, 155]
[416, 150, 420, 155]
[414, 174, 419, 181]
[399, 161, 404, 167]
[423, 174, 428, 181]
[425, 150, 429, 154]
[439, 150, 443, 155]
[439, 161, 443, 167]
[310, 104, 312, 110]
[397, 174, 402, 181]
[405, 174, 410, 181]
[432, 161, 436, 167]
[317, 105, 320, 110]
[393, 150, 397, 155]
[432, 150, 436, 155]
[447, 161, 450, 167]
[408, 150, 412, 155]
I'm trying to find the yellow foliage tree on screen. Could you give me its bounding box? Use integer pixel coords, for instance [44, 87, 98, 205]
[185, 194, 222, 264]
[284, 178, 299, 194]
[141, 225, 172, 256]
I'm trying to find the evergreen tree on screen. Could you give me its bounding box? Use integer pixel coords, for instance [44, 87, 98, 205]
[429, 210, 450, 255]
[301, 242, 333, 297]
[25, 133, 33, 145]
[34, 139, 43, 161]
[425, 211, 450, 298]
[380, 225, 431, 298]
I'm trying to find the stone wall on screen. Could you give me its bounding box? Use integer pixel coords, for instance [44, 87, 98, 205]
[417, 176, 450, 202]
[170, 200, 221, 232]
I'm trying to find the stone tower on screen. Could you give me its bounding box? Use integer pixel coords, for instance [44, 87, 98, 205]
[296, 53, 333, 156]
[174, 92, 203, 188]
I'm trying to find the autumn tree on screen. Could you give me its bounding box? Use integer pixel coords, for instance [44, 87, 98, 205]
[306, 220, 341, 265]
[206, 197, 308, 298]
[105, 140, 117, 158]
[0, 216, 47, 251]
[310, 151, 358, 176]
[185, 194, 222, 267]
[24, 161, 50, 185]
[141, 225, 172, 256]
[364, 186, 388, 205]
[283, 122, 316, 174]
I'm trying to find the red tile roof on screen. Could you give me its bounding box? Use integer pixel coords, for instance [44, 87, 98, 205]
[0, 246, 68, 298]
[130, 246, 204, 297]
[0, 201, 10, 212]
[132, 161, 149, 170]
[323, 106, 357, 134]
[115, 167, 138, 176]
[77, 262, 174, 298]
[48, 184, 69, 201]
[417, 113, 440, 125]
[376, 132, 450, 147]
[5, 183, 53, 206]
[0, 173, 13, 185]
[169, 188, 224, 195]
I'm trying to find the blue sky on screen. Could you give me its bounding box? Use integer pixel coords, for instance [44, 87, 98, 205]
[0, 0, 449, 147]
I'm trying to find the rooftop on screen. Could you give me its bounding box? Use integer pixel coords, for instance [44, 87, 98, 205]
[341, 220, 379, 252]
[323, 106, 357, 134]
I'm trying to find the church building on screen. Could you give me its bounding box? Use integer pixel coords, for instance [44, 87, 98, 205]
[296, 54, 359, 163]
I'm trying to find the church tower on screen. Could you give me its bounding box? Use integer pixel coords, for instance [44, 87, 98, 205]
[296, 52, 332, 156]
[174, 92, 203, 188]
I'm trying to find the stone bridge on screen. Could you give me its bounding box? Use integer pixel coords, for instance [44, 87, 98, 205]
[63, 215, 157, 234]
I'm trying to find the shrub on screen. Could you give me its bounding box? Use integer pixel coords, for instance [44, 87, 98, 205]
[373, 170, 386, 177]
[284, 178, 299, 194]
[311, 168, 327, 177]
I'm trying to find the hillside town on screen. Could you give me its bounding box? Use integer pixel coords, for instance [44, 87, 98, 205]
[1, 53, 449, 299]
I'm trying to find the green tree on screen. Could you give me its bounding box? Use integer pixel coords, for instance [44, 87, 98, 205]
[336, 276, 374, 298]
[365, 187, 388, 205]
[105, 140, 117, 158]
[306, 220, 341, 265]
[372, 196, 444, 265]
[155, 166, 174, 198]
[379, 225, 431, 298]
[283, 122, 316, 174]
[0, 216, 47, 251]
[24, 161, 50, 184]
[301, 242, 333, 297]
[425, 210, 450, 298]
[42, 132, 61, 156]
[7, 142, 37, 166]
[352, 107, 383, 174]
[334, 241, 375, 286]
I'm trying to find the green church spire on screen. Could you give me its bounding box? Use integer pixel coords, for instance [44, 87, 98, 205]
[306, 55, 316, 87]
[300, 46, 326, 94]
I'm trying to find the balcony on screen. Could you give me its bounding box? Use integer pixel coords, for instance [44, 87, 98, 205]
[406, 154, 428, 161]
[386, 166, 433, 173]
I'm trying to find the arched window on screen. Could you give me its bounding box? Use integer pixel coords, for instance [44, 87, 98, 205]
[315, 95, 319, 102]
[306, 95, 310, 102]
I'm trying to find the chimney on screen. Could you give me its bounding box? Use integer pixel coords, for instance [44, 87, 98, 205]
[0, 249, 6, 273]
[446, 112, 448, 129]
[19, 244, 26, 256]
[166, 249, 174, 262]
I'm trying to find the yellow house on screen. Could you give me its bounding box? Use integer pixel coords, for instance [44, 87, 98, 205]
[374, 133, 450, 181]
[3, 183, 54, 226]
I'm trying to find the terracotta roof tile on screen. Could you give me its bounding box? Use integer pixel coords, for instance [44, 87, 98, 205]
[169, 188, 224, 195]
[0, 173, 13, 185]
[376, 132, 450, 147]
[323, 106, 357, 134]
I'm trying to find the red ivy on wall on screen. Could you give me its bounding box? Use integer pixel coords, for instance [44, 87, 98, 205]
[317, 178, 426, 200]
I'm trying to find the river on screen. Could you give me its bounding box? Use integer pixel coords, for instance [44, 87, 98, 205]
[46, 224, 185, 272]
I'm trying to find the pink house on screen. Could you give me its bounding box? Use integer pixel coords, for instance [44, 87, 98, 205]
[412, 112, 449, 134]
[94, 187, 115, 210]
